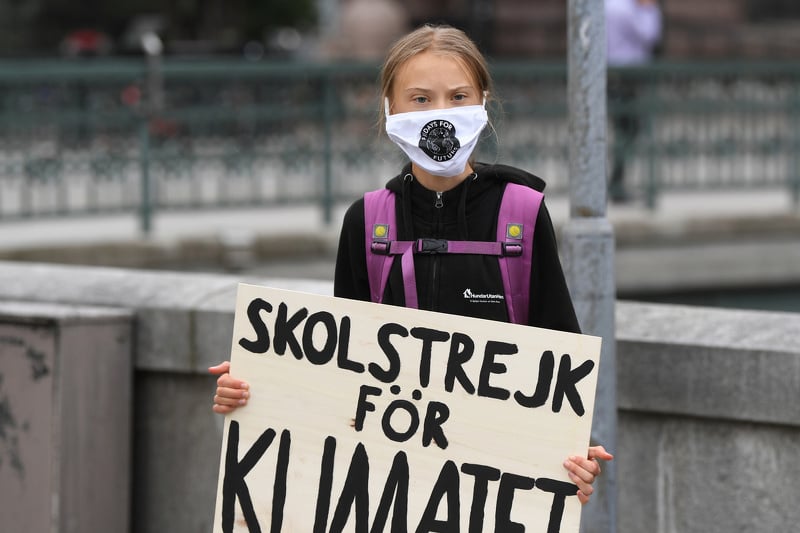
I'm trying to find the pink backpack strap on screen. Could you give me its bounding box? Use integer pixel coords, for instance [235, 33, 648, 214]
[497, 183, 543, 325]
[364, 189, 419, 308]
[364, 189, 396, 303]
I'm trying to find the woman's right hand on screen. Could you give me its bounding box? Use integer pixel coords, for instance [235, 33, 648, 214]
[209, 361, 249, 414]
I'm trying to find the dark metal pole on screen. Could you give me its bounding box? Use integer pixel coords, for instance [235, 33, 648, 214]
[140, 32, 164, 237]
[322, 73, 334, 225]
[792, 84, 800, 206]
[564, 1, 617, 532]
[139, 118, 152, 236]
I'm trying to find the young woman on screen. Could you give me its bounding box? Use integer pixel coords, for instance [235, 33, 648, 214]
[211, 24, 612, 504]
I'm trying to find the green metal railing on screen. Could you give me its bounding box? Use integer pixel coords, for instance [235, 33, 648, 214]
[0, 59, 798, 232]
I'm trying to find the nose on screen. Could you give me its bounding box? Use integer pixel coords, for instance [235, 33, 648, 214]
[429, 97, 454, 110]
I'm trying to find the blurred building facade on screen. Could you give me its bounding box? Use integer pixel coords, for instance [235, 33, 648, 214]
[1, 0, 799, 59]
[402, 0, 800, 59]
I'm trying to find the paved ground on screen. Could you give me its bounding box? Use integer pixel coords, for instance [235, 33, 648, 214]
[0, 188, 798, 296]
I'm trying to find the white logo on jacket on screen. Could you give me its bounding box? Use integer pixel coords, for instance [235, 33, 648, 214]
[462, 288, 504, 303]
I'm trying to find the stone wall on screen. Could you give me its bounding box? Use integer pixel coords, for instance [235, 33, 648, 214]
[616, 302, 800, 533]
[0, 261, 797, 532]
[0, 301, 133, 533]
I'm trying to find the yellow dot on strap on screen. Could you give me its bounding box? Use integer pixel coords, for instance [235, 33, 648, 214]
[374, 225, 388, 238]
[507, 224, 522, 238]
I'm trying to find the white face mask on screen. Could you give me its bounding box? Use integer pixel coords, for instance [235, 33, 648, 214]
[384, 98, 488, 178]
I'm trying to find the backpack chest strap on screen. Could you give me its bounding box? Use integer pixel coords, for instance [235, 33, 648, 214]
[371, 239, 522, 257]
[368, 237, 524, 312]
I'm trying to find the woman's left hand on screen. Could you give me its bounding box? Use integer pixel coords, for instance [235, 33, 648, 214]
[563, 445, 614, 504]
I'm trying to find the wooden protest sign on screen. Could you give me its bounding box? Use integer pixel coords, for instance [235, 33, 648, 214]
[213, 283, 601, 533]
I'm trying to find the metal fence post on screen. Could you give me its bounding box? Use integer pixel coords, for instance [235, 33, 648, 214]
[322, 71, 335, 225]
[139, 116, 152, 235]
[644, 70, 659, 210]
[792, 80, 800, 207]
[564, 2, 618, 533]
[140, 32, 164, 236]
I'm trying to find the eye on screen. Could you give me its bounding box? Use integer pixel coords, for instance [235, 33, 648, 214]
[413, 96, 429, 104]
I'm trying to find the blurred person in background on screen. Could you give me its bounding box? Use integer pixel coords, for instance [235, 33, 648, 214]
[606, 0, 662, 203]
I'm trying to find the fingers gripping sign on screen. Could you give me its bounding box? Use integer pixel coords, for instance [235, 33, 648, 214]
[209, 361, 250, 414]
[564, 446, 614, 504]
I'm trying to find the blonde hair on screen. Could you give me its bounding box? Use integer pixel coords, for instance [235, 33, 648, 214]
[378, 24, 495, 129]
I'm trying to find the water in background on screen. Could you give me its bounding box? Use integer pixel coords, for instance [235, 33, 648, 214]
[625, 285, 800, 313]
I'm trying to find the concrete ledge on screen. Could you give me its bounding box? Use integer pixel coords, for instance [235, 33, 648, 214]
[0, 261, 331, 372]
[617, 301, 800, 426]
[0, 232, 335, 272]
[616, 300, 798, 352]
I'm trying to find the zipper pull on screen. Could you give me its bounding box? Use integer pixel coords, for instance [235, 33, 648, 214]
[435, 191, 443, 209]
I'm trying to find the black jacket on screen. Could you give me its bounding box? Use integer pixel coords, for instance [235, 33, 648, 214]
[334, 162, 580, 334]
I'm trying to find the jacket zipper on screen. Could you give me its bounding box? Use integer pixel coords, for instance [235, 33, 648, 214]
[430, 191, 443, 309]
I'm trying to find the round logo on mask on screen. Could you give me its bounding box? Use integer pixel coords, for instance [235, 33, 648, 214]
[418, 120, 461, 162]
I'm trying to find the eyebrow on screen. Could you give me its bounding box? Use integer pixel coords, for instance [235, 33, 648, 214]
[401, 85, 476, 93]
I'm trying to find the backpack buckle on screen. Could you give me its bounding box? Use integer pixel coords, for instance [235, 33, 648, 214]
[416, 239, 448, 254]
[371, 241, 391, 255]
[502, 242, 523, 257]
